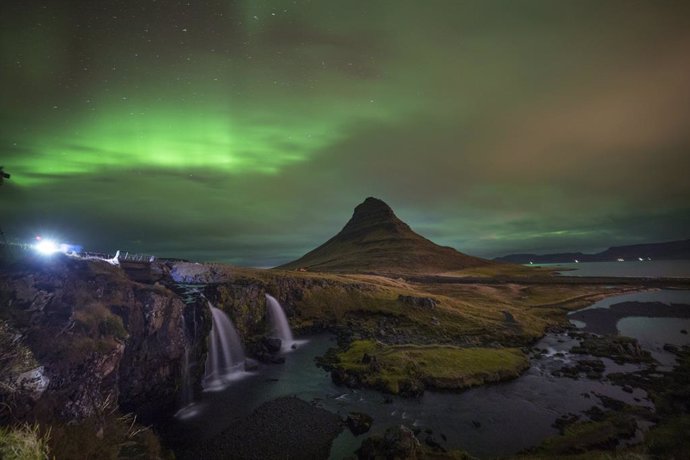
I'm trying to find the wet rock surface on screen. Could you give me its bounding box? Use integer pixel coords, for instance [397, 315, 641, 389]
[346, 411, 373, 436]
[570, 333, 652, 364]
[246, 336, 285, 363]
[552, 358, 605, 379]
[357, 425, 422, 460]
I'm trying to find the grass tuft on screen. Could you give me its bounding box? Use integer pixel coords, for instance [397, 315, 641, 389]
[0, 424, 51, 460]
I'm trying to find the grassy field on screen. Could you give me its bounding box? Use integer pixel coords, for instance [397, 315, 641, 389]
[332, 340, 529, 395]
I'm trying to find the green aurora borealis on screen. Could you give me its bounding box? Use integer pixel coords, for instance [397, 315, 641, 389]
[1, 1, 690, 266]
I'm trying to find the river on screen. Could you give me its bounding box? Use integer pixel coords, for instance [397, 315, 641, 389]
[168, 282, 690, 458]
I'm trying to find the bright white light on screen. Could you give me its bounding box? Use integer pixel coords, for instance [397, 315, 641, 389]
[34, 239, 59, 255]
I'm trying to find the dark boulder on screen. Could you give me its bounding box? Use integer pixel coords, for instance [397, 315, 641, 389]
[263, 337, 282, 353]
[190, 396, 342, 460]
[664, 343, 679, 353]
[346, 412, 373, 436]
[424, 434, 445, 452]
[357, 425, 421, 460]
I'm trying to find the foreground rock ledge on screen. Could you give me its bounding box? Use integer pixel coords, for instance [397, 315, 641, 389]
[186, 396, 342, 460]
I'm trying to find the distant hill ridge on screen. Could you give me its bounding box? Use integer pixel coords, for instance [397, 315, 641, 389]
[277, 197, 491, 274]
[495, 239, 690, 264]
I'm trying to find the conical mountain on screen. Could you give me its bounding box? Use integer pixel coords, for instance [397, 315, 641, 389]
[277, 197, 492, 274]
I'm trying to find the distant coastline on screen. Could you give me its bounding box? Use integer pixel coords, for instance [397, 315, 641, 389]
[495, 238, 690, 264]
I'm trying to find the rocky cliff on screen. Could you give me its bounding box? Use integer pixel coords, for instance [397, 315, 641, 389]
[169, 261, 378, 339]
[0, 254, 210, 426]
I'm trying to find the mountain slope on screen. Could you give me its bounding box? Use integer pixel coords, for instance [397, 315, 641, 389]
[277, 197, 491, 274]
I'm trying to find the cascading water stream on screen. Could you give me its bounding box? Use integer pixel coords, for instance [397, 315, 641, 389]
[203, 302, 246, 390]
[179, 316, 193, 408]
[265, 294, 295, 350]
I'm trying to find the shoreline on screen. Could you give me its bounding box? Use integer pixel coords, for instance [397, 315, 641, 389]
[570, 300, 690, 335]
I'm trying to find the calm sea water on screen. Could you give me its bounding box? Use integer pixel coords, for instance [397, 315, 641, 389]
[536, 259, 690, 278]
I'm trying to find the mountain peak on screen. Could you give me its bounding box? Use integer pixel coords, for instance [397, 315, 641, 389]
[343, 197, 400, 233]
[354, 197, 394, 215]
[277, 197, 492, 274]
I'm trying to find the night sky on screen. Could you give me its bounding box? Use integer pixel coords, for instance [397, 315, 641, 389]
[2, 1, 689, 267]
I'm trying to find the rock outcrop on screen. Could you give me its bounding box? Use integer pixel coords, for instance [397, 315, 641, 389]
[346, 412, 374, 436]
[357, 425, 422, 459]
[0, 254, 210, 425]
[398, 295, 438, 309]
[185, 396, 342, 460]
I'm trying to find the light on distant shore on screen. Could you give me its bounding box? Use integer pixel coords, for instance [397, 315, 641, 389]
[34, 239, 59, 255]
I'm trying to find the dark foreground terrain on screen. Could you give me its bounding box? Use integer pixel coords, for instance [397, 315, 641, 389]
[181, 397, 342, 460]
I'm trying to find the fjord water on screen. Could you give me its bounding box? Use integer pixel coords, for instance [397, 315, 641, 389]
[203, 303, 246, 391]
[545, 259, 690, 277]
[265, 294, 295, 348]
[570, 288, 690, 367]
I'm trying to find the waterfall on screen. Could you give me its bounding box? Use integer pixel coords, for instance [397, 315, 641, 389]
[179, 316, 193, 407]
[265, 294, 294, 349]
[203, 302, 246, 390]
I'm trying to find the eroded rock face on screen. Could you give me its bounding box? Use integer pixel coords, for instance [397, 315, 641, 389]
[397, 295, 438, 309]
[0, 254, 210, 424]
[208, 280, 268, 339]
[168, 262, 230, 285]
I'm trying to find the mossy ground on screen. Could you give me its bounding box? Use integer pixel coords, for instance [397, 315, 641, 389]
[0, 412, 169, 460]
[46, 412, 170, 460]
[532, 412, 638, 456]
[0, 424, 50, 460]
[333, 340, 529, 394]
[643, 414, 690, 458]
